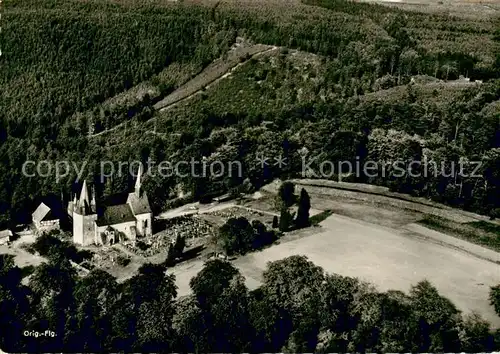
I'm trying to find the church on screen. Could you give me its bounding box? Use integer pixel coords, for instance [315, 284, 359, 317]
[67, 165, 153, 246]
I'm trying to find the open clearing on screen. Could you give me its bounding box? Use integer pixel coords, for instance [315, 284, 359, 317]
[168, 210, 500, 327]
[162, 180, 500, 328]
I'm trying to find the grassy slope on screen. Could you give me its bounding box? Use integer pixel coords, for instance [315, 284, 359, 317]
[418, 215, 500, 252]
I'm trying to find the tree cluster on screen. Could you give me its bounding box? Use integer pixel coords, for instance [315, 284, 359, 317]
[1, 253, 500, 352]
[276, 182, 311, 231]
[216, 217, 278, 255]
[27, 231, 93, 265]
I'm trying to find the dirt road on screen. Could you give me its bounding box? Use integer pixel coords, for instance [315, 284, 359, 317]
[358, 0, 500, 17]
[157, 201, 237, 219]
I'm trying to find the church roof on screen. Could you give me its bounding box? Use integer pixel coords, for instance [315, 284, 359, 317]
[79, 180, 90, 205]
[32, 202, 52, 223]
[127, 192, 152, 215]
[96, 204, 136, 227]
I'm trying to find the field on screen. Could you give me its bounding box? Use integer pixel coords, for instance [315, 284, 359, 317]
[169, 210, 500, 327]
[164, 181, 500, 328]
[360, 0, 500, 17]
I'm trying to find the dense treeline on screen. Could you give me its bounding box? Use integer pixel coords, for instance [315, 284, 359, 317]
[2, 252, 500, 352]
[1, 0, 234, 139]
[1, 0, 500, 226]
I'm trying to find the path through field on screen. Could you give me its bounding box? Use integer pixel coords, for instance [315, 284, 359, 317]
[168, 212, 500, 327]
[154, 45, 278, 112]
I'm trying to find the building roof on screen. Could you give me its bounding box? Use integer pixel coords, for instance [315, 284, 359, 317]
[96, 204, 136, 227]
[36, 195, 66, 219]
[80, 180, 90, 205]
[74, 180, 97, 214]
[0, 229, 13, 239]
[32, 202, 52, 223]
[127, 192, 152, 215]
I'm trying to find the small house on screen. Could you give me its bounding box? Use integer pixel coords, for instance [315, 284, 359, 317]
[32, 202, 60, 233]
[0, 229, 14, 245]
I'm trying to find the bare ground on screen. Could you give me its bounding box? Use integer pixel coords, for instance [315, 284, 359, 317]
[0, 243, 45, 269]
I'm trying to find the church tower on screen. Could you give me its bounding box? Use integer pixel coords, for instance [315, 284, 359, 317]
[127, 163, 153, 237]
[72, 180, 98, 245]
[135, 163, 143, 197]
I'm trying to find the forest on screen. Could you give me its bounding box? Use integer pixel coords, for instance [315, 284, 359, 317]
[2, 250, 500, 353]
[1, 0, 500, 350]
[0, 0, 499, 225]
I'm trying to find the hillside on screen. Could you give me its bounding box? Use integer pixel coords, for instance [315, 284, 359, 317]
[0, 0, 499, 225]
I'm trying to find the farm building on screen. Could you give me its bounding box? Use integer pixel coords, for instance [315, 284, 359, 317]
[32, 202, 61, 233]
[0, 229, 14, 245]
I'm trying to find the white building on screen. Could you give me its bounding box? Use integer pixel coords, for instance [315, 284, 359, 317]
[68, 165, 153, 246]
[32, 202, 61, 233]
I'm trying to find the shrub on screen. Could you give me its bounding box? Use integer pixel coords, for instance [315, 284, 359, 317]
[279, 207, 294, 232]
[218, 217, 255, 255]
[20, 265, 35, 278]
[272, 215, 279, 228]
[136, 241, 150, 251]
[116, 255, 131, 267]
[173, 234, 186, 258]
[490, 285, 500, 317]
[295, 188, 311, 228]
[252, 219, 277, 249]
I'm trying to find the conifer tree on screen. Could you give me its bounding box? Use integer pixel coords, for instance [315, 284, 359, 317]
[272, 215, 279, 229]
[279, 207, 293, 232]
[295, 188, 311, 228]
